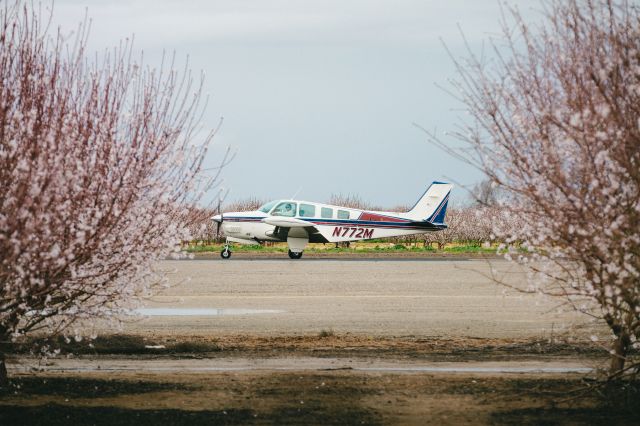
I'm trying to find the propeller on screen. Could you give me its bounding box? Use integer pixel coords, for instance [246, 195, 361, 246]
[212, 188, 229, 243]
[215, 197, 223, 236]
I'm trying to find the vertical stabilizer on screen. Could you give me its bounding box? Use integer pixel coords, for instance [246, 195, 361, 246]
[405, 182, 453, 223]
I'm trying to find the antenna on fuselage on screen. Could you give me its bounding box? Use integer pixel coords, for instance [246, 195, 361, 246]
[290, 186, 303, 200]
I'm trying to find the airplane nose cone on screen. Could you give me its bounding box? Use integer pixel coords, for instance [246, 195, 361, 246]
[211, 214, 222, 223]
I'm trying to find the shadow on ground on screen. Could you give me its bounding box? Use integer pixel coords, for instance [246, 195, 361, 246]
[0, 405, 260, 426]
[2, 372, 639, 425]
[0, 376, 193, 398]
[0, 375, 379, 425]
[491, 407, 639, 426]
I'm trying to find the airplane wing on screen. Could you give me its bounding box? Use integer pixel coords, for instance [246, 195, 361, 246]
[261, 217, 329, 243]
[262, 217, 310, 228]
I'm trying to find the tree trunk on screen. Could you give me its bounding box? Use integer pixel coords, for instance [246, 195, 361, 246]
[0, 351, 8, 388]
[609, 333, 630, 377]
[0, 327, 9, 388]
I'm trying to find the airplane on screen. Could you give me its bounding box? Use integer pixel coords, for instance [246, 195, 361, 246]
[211, 181, 453, 259]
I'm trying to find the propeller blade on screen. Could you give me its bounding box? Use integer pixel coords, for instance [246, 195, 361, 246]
[215, 198, 223, 236]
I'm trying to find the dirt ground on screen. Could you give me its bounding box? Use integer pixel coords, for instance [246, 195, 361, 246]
[3, 259, 635, 425]
[2, 369, 639, 425]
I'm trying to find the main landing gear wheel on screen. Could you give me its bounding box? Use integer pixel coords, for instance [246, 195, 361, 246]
[220, 247, 232, 259]
[288, 250, 303, 259]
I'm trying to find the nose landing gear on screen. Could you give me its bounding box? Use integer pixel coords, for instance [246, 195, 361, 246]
[220, 240, 232, 259]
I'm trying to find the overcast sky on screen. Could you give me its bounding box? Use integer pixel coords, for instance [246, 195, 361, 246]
[53, 0, 534, 208]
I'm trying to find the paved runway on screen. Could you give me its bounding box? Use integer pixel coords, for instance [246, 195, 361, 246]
[124, 259, 592, 339]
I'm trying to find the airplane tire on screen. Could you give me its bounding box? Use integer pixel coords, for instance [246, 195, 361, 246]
[220, 249, 231, 259]
[288, 250, 303, 259]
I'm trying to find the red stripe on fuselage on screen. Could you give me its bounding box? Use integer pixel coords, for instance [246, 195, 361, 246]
[358, 212, 410, 222]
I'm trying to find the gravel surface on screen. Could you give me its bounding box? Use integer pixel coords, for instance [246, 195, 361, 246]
[9, 357, 595, 374]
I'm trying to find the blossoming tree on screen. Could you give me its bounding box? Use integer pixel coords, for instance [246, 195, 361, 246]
[427, 0, 640, 377]
[0, 3, 221, 385]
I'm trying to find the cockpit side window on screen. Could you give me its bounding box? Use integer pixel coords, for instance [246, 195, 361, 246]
[337, 210, 350, 219]
[321, 207, 333, 218]
[298, 203, 316, 217]
[258, 200, 279, 213]
[271, 202, 297, 217]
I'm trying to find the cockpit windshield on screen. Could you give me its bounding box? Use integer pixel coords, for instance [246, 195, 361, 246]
[258, 200, 279, 213]
[271, 202, 297, 217]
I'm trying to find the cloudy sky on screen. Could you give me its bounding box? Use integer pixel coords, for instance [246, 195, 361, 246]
[54, 0, 534, 207]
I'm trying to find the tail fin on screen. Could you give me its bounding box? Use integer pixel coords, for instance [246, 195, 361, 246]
[405, 181, 453, 223]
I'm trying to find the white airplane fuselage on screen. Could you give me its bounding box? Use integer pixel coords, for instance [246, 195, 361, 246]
[212, 181, 452, 259]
